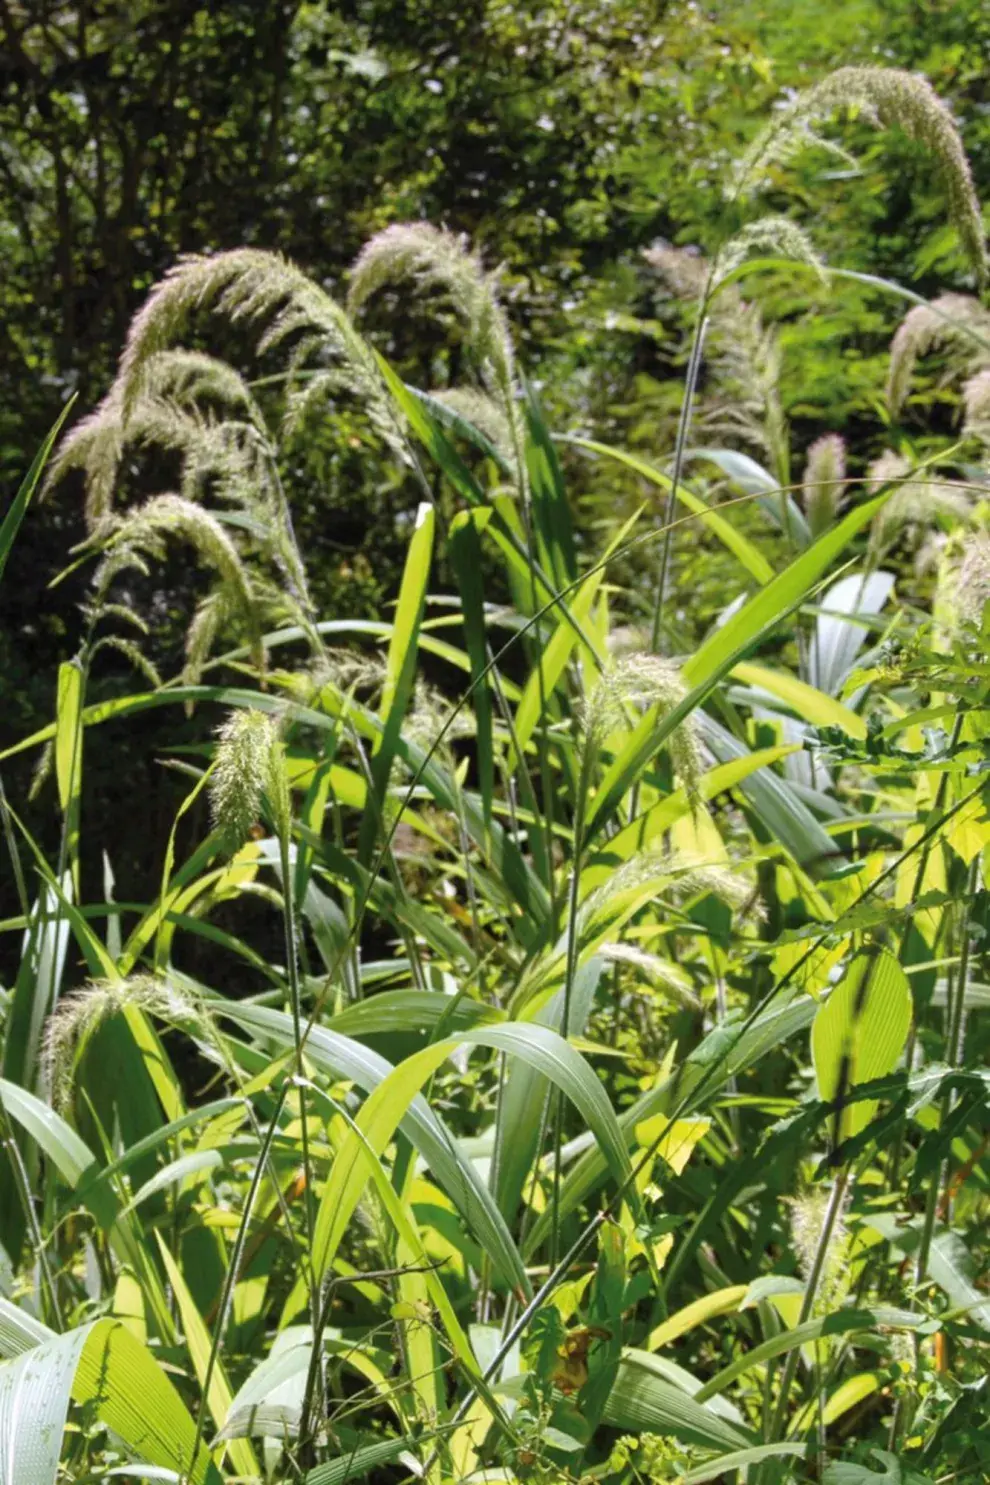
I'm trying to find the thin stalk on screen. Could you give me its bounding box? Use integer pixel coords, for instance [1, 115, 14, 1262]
[914, 855, 978, 1290]
[297, 1264, 444, 1464]
[420, 1212, 608, 1477]
[651, 312, 709, 652]
[944, 857, 978, 1100]
[278, 818, 320, 1341]
[195, 1016, 308, 1296]
[714, 962, 741, 1152]
[479, 1048, 509, 1322]
[549, 731, 594, 1268]
[0, 769, 29, 919]
[888, 709, 966, 1194]
[525, 595, 559, 910]
[185, 1078, 289, 1485]
[505, 388, 560, 909]
[298, 1087, 522, 1466]
[0, 1104, 63, 1329]
[763, 1168, 851, 1462]
[449, 760, 484, 967]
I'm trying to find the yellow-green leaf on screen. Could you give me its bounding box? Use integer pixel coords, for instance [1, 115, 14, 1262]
[156, 1236, 259, 1479]
[811, 949, 912, 1146]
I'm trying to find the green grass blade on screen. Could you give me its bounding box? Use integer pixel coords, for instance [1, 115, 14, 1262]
[524, 384, 577, 589]
[155, 1237, 259, 1479]
[491, 957, 603, 1224]
[311, 1022, 638, 1287]
[681, 1443, 808, 1483]
[0, 399, 75, 586]
[449, 509, 496, 826]
[586, 495, 887, 839]
[304, 1435, 421, 1485]
[0, 1321, 92, 1485]
[54, 661, 83, 896]
[568, 437, 774, 585]
[694, 1308, 929, 1403]
[602, 1349, 752, 1451]
[213, 1000, 532, 1300]
[0, 1316, 222, 1485]
[523, 995, 817, 1255]
[358, 501, 434, 865]
[681, 495, 886, 690]
[0, 1296, 55, 1358]
[812, 949, 912, 1146]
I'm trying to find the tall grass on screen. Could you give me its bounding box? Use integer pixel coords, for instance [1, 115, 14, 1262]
[0, 65, 988, 1485]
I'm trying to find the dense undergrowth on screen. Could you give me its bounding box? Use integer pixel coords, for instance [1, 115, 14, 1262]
[0, 65, 989, 1485]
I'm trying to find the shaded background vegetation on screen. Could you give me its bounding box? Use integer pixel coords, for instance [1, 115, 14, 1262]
[3, 0, 989, 939]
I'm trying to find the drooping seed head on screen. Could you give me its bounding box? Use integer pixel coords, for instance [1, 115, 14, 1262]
[736, 68, 987, 286]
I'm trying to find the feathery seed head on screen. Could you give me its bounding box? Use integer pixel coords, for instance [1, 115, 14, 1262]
[936, 529, 990, 634]
[402, 679, 475, 756]
[643, 243, 709, 301]
[866, 450, 911, 494]
[587, 846, 753, 922]
[645, 243, 785, 467]
[139, 349, 262, 421]
[323, 647, 390, 698]
[428, 387, 515, 463]
[736, 67, 987, 285]
[598, 942, 702, 1008]
[112, 494, 255, 609]
[348, 223, 516, 398]
[788, 1183, 851, 1317]
[962, 368, 990, 445]
[210, 708, 284, 849]
[606, 624, 649, 659]
[801, 434, 846, 537]
[117, 248, 406, 458]
[867, 452, 971, 548]
[669, 856, 756, 913]
[586, 654, 701, 794]
[84, 600, 149, 636]
[29, 740, 54, 802]
[88, 495, 266, 691]
[44, 976, 213, 1111]
[92, 635, 162, 688]
[43, 391, 124, 529]
[955, 531, 990, 616]
[47, 356, 277, 538]
[182, 589, 236, 694]
[716, 217, 826, 285]
[120, 250, 301, 401]
[90, 544, 152, 599]
[886, 294, 989, 416]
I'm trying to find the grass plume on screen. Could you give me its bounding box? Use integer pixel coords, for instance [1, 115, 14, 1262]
[736, 67, 987, 284]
